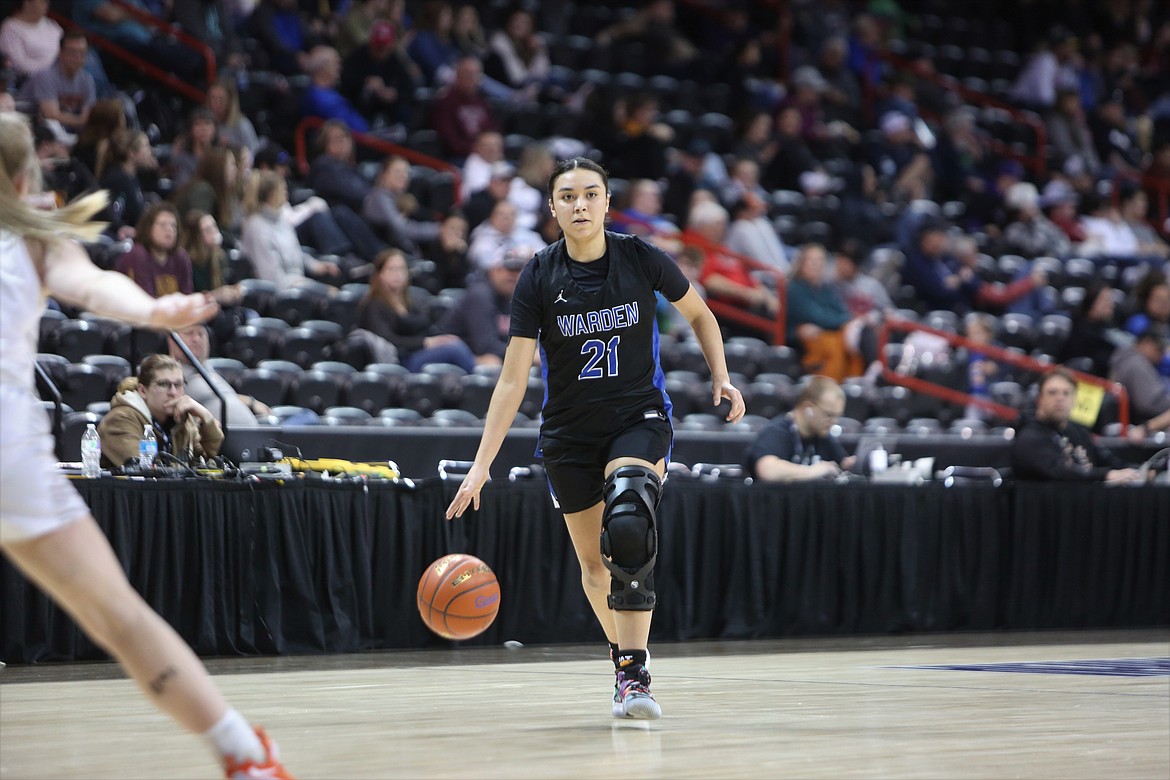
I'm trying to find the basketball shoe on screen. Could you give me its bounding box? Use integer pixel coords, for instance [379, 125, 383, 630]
[223, 727, 294, 779]
[612, 666, 661, 719]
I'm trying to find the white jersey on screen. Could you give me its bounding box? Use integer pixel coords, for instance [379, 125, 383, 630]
[1, 229, 91, 541]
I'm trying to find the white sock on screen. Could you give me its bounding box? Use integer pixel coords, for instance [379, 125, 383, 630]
[203, 707, 265, 765]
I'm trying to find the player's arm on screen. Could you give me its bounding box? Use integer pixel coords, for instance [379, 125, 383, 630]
[671, 286, 745, 423]
[754, 455, 840, 482]
[445, 336, 537, 519]
[38, 238, 218, 329]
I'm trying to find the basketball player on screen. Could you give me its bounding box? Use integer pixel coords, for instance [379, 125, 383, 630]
[446, 157, 745, 719]
[0, 112, 292, 779]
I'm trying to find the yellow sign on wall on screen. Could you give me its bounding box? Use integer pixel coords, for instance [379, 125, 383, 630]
[1070, 382, 1105, 427]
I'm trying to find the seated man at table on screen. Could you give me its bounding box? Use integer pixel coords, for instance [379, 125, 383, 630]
[744, 376, 855, 482]
[168, 323, 265, 427]
[1011, 368, 1146, 483]
[98, 354, 224, 468]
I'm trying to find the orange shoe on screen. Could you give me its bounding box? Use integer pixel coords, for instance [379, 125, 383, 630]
[223, 727, 293, 780]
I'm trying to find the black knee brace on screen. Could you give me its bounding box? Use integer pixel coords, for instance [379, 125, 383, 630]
[600, 465, 662, 611]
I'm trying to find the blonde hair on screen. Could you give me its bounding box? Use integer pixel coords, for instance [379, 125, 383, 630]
[0, 112, 106, 242]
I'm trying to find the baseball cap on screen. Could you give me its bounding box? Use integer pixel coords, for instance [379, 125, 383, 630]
[370, 20, 395, 48]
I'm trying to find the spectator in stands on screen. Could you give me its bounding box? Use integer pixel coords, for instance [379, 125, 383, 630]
[731, 112, 779, 173]
[301, 45, 369, 133]
[663, 139, 713, 224]
[899, 216, 978, 314]
[605, 93, 673, 182]
[463, 160, 515, 231]
[175, 147, 242, 239]
[1124, 270, 1170, 379]
[450, 3, 488, 59]
[689, 199, 778, 317]
[356, 248, 477, 372]
[951, 233, 1049, 316]
[1009, 25, 1082, 110]
[1040, 179, 1086, 243]
[69, 97, 123, 182]
[1011, 368, 1145, 482]
[817, 35, 863, 130]
[763, 105, 830, 195]
[1046, 88, 1101, 177]
[421, 210, 471, 290]
[609, 178, 682, 255]
[439, 243, 536, 368]
[595, 0, 698, 72]
[1058, 280, 1129, 378]
[247, 0, 316, 75]
[932, 107, 992, 209]
[168, 324, 265, 427]
[205, 78, 258, 154]
[726, 191, 790, 273]
[431, 54, 499, 160]
[1089, 94, 1144, 176]
[466, 198, 544, 271]
[171, 0, 243, 70]
[461, 130, 505, 196]
[832, 239, 893, 326]
[868, 110, 934, 204]
[340, 19, 418, 132]
[99, 128, 154, 239]
[35, 120, 97, 206]
[963, 313, 1000, 422]
[0, 0, 63, 78]
[744, 375, 853, 482]
[407, 0, 458, 87]
[98, 355, 224, 468]
[780, 65, 857, 159]
[1110, 328, 1170, 436]
[335, 0, 390, 58]
[179, 210, 242, 308]
[484, 6, 551, 102]
[508, 143, 555, 231]
[20, 29, 94, 135]
[1001, 181, 1073, 258]
[787, 243, 865, 382]
[169, 107, 220, 188]
[362, 155, 441, 255]
[1118, 185, 1169, 258]
[720, 158, 769, 210]
[115, 202, 194, 297]
[72, 0, 203, 83]
[240, 170, 342, 290]
[1078, 191, 1140, 258]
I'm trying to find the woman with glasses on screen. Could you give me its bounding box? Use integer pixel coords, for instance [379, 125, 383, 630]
[744, 375, 855, 482]
[97, 354, 224, 468]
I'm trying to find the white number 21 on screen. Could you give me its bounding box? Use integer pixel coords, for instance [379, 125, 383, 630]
[579, 335, 620, 379]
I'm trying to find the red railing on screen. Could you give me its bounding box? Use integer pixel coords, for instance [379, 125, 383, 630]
[51, 4, 215, 104]
[612, 209, 787, 345]
[863, 49, 1048, 177]
[878, 318, 1130, 431]
[293, 116, 463, 203]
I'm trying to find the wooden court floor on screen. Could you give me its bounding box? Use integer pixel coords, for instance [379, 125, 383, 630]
[1, 630, 1167, 779]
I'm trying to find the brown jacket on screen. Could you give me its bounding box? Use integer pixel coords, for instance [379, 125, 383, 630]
[97, 390, 224, 467]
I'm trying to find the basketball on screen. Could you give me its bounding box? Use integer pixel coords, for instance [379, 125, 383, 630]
[417, 553, 501, 640]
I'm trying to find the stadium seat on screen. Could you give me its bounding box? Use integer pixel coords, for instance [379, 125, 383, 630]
[205, 357, 248, 388]
[320, 406, 371, 426]
[108, 327, 167, 366]
[222, 325, 274, 367]
[277, 327, 332, 368]
[289, 369, 344, 413]
[82, 354, 132, 388]
[38, 310, 68, 352]
[62, 363, 113, 411]
[239, 278, 277, 316]
[344, 371, 396, 415]
[425, 409, 483, 427]
[48, 319, 106, 363]
[236, 368, 287, 408]
[374, 408, 424, 427]
[458, 373, 497, 418]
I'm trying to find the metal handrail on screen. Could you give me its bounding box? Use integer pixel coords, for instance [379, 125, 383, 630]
[877, 318, 1130, 432]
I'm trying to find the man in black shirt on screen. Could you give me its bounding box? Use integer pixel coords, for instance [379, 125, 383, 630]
[1011, 368, 1145, 482]
[744, 375, 854, 481]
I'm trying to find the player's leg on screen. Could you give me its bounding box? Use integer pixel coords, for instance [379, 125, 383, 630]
[602, 455, 665, 720]
[2, 515, 290, 778]
[562, 501, 618, 643]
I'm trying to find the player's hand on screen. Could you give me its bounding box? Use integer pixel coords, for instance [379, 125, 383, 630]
[714, 379, 745, 423]
[1105, 467, 1142, 484]
[445, 462, 491, 520]
[810, 461, 842, 479]
[147, 293, 219, 330]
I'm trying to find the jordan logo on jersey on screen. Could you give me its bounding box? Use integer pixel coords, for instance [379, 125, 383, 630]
[555, 290, 568, 304]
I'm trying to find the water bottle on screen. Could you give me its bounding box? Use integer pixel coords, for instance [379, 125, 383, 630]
[138, 425, 157, 470]
[81, 423, 101, 478]
[869, 442, 888, 475]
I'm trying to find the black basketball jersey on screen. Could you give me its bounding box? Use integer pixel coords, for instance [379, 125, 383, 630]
[510, 231, 691, 446]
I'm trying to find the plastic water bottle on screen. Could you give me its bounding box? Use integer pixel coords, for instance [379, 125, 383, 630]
[869, 442, 888, 475]
[81, 423, 101, 478]
[138, 425, 157, 469]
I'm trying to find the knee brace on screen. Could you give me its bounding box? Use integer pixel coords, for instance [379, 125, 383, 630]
[600, 465, 662, 611]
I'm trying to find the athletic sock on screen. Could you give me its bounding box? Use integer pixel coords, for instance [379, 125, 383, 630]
[609, 642, 621, 669]
[203, 707, 265, 765]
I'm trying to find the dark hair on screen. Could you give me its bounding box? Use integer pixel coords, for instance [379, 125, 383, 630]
[135, 201, 179, 253]
[1078, 279, 1112, 317]
[547, 157, 609, 198]
[1134, 270, 1168, 311]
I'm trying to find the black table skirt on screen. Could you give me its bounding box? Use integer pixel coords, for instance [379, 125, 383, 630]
[2, 478, 1167, 663]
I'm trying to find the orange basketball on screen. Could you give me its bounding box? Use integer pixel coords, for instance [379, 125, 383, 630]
[417, 553, 501, 640]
